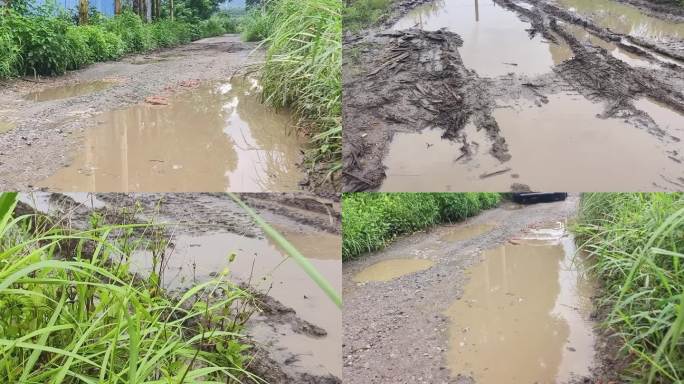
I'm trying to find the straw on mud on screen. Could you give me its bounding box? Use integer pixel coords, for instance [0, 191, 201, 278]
[227, 192, 342, 308]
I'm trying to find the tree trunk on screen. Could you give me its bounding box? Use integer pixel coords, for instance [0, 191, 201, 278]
[78, 0, 88, 25]
[170, 0, 173, 21]
[114, 0, 120, 15]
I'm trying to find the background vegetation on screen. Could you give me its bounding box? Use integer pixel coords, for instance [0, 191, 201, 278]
[342, 193, 501, 261]
[575, 193, 683, 383]
[241, 0, 342, 181]
[0, 192, 261, 383]
[343, 0, 391, 31]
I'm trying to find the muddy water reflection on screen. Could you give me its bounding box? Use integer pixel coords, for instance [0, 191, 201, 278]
[381, 93, 681, 191]
[440, 223, 495, 242]
[636, 97, 684, 135]
[445, 222, 595, 382]
[25, 81, 114, 102]
[39, 79, 303, 192]
[130, 228, 341, 377]
[353, 259, 434, 282]
[393, 0, 558, 76]
[557, 0, 684, 40]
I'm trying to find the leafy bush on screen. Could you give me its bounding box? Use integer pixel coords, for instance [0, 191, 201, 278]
[344, 0, 391, 30]
[342, 193, 501, 260]
[0, 28, 20, 78]
[575, 193, 684, 383]
[240, 7, 271, 42]
[64, 26, 94, 69]
[3, 14, 71, 76]
[103, 10, 154, 53]
[199, 16, 227, 38]
[79, 25, 125, 62]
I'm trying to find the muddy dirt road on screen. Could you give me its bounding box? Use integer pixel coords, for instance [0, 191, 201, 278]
[343, 195, 609, 383]
[0, 36, 314, 193]
[343, 0, 684, 192]
[18, 192, 342, 384]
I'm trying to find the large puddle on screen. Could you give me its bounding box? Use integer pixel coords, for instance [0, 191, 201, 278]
[130, 227, 341, 377]
[445, 221, 595, 382]
[381, 93, 681, 191]
[557, 0, 684, 40]
[38, 79, 304, 192]
[393, 0, 559, 77]
[25, 81, 114, 102]
[353, 259, 434, 283]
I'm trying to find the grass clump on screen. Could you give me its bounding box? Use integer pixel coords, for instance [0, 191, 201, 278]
[0, 193, 261, 383]
[574, 193, 684, 383]
[342, 193, 501, 261]
[343, 0, 392, 30]
[243, 0, 342, 181]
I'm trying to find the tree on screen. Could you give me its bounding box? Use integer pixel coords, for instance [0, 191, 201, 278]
[114, 0, 121, 15]
[78, 0, 88, 24]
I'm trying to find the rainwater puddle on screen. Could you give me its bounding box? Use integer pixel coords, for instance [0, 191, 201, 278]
[25, 80, 114, 102]
[18, 192, 106, 213]
[129, 228, 341, 377]
[393, 0, 558, 76]
[440, 223, 495, 242]
[635, 97, 684, 134]
[381, 93, 680, 191]
[445, 221, 595, 383]
[353, 259, 434, 283]
[38, 79, 304, 192]
[556, 0, 684, 40]
[0, 120, 15, 133]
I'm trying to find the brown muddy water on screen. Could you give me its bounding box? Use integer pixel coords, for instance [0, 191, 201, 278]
[25, 80, 114, 102]
[353, 259, 435, 283]
[380, 93, 682, 191]
[0, 120, 15, 133]
[392, 0, 559, 77]
[445, 221, 595, 383]
[129, 228, 342, 377]
[556, 0, 684, 40]
[38, 78, 304, 192]
[440, 223, 495, 242]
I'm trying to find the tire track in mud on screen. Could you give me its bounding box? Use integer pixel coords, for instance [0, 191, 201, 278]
[17, 192, 342, 384]
[343, 0, 684, 192]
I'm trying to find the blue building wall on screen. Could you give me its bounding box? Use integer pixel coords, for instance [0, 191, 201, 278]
[34, 0, 115, 16]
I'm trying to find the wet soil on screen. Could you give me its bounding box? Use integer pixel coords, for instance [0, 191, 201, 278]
[342, 0, 684, 192]
[342, 195, 602, 383]
[0, 35, 328, 194]
[18, 192, 342, 383]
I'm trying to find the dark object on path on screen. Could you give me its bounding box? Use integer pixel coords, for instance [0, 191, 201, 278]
[512, 192, 568, 204]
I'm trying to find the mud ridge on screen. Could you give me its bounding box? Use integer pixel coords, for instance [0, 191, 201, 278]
[342, 28, 509, 191]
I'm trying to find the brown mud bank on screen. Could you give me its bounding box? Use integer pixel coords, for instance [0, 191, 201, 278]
[17, 192, 342, 384]
[342, 196, 614, 384]
[0, 35, 330, 195]
[343, 0, 684, 192]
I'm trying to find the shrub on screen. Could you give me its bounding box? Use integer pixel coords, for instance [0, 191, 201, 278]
[240, 7, 271, 42]
[4, 14, 71, 76]
[344, 0, 391, 30]
[342, 193, 501, 260]
[0, 28, 20, 78]
[64, 26, 94, 70]
[103, 10, 154, 53]
[199, 16, 227, 38]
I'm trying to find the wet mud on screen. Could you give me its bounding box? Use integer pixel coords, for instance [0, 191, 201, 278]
[353, 259, 434, 282]
[343, 0, 684, 192]
[18, 192, 342, 384]
[343, 195, 597, 384]
[37, 78, 304, 192]
[0, 35, 327, 194]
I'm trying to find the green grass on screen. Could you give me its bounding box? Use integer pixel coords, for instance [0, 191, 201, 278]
[242, 0, 342, 182]
[343, 0, 392, 31]
[0, 192, 262, 383]
[574, 193, 684, 383]
[342, 193, 501, 261]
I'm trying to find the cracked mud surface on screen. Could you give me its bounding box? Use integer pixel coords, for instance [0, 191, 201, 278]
[17, 192, 342, 384]
[342, 0, 684, 192]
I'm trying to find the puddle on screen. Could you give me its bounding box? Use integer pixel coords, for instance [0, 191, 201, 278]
[0, 120, 15, 133]
[393, 0, 558, 77]
[557, 0, 684, 40]
[444, 221, 595, 382]
[25, 81, 114, 102]
[440, 223, 495, 242]
[18, 192, 106, 213]
[635, 97, 684, 135]
[353, 259, 434, 283]
[381, 93, 680, 191]
[129, 229, 341, 377]
[38, 79, 304, 192]
[550, 23, 660, 68]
